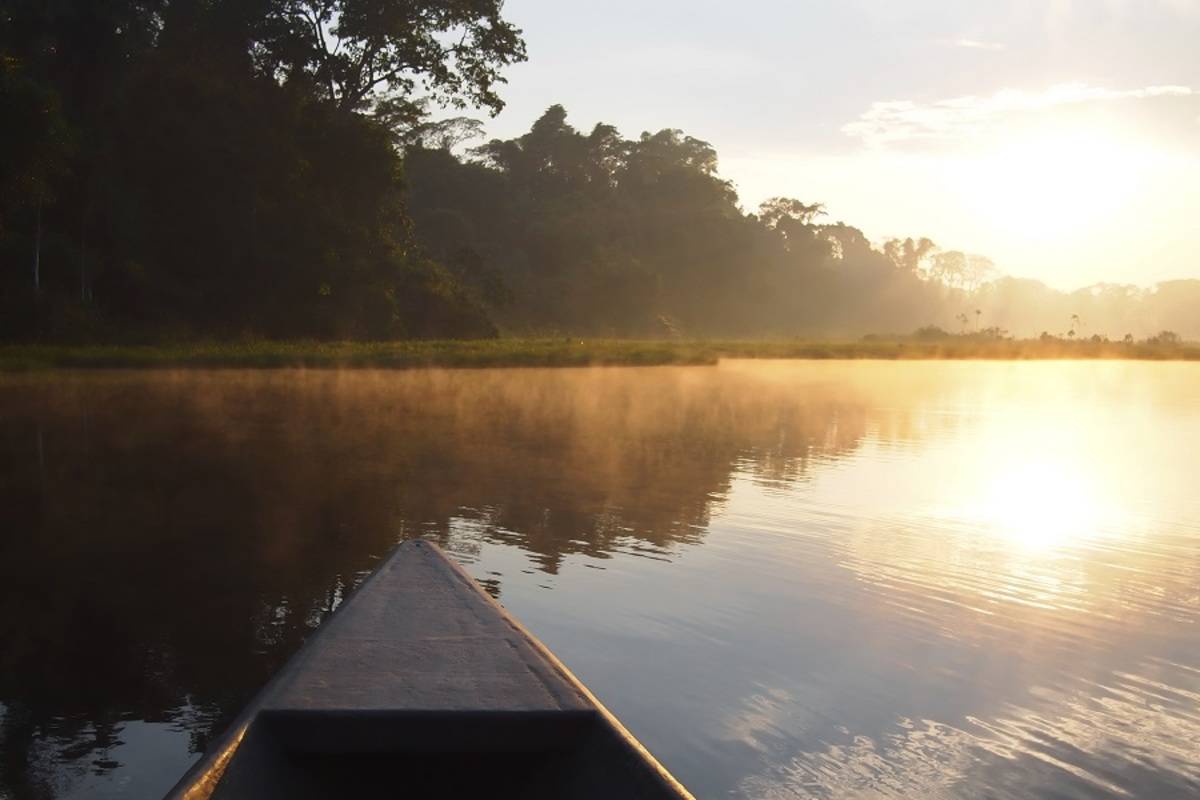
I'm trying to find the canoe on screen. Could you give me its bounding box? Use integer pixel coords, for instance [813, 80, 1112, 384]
[166, 539, 694, 799]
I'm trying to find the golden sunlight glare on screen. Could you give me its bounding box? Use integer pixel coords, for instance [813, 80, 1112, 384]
[962, 130, 1149, 242]
[977, 459, 1104, 550]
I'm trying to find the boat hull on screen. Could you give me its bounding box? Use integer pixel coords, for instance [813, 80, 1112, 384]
[166, 539, 693, 799]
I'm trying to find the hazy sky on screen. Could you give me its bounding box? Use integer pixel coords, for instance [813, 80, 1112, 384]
[479, 0, 1200, 290]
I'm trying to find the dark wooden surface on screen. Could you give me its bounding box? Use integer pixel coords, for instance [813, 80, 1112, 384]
[265, 540, 590, 715]
[166, 540, 694, 799]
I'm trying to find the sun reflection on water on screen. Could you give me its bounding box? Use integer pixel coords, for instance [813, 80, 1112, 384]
[915, 375, 1152, 558]
[974, 457, 1106, 551]
[701, 363, 1200, 800]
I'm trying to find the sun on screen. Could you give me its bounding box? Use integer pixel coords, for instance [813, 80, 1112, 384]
[955, 129, 1150, 244]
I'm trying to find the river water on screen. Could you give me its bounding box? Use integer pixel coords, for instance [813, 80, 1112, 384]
[1, 361, 1198, 799]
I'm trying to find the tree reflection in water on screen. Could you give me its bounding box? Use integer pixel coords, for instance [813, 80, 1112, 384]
[0, 365, 872, 797]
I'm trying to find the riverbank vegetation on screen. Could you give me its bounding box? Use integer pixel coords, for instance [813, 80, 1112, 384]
[3, 333, 1197, 372]
[3, 3, 1198, 345]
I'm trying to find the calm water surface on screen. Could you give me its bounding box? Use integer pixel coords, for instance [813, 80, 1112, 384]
[1, 361, 1199, 799]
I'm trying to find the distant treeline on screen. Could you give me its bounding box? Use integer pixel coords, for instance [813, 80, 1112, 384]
[405, 106, 1200, 340]
[2, 4, 1196, 342]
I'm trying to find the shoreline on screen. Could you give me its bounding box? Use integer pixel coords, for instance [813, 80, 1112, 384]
[3, 339, 1199, 371]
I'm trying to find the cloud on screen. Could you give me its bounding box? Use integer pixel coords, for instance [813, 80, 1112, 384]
[843, 83, 1195, 147]
[943, 38, 1006, 51]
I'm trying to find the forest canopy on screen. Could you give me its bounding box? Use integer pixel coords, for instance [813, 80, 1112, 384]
[2, 3, 1196, 341]
[0, 0, 524, 339]
[405, 105, 1199, 340]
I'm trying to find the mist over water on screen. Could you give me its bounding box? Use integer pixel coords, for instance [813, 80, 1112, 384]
[2, 362, 1199, 799]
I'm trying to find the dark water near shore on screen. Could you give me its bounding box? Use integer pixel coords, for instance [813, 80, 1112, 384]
[2, 362, 1199, 799]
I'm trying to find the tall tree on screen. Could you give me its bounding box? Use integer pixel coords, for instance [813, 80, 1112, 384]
[253, 0, 526, 120]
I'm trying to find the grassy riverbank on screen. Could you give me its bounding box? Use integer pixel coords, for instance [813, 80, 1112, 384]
[2, 337, 1199, 371]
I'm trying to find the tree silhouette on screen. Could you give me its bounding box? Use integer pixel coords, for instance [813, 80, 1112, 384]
[883, 237, 937, 275]
[6, 26, 1200, 343]
[0, 0, 525, 339]
[255, 0, 527, 117]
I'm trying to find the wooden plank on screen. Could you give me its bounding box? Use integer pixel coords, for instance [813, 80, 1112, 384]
[264, 540, 590, 714]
